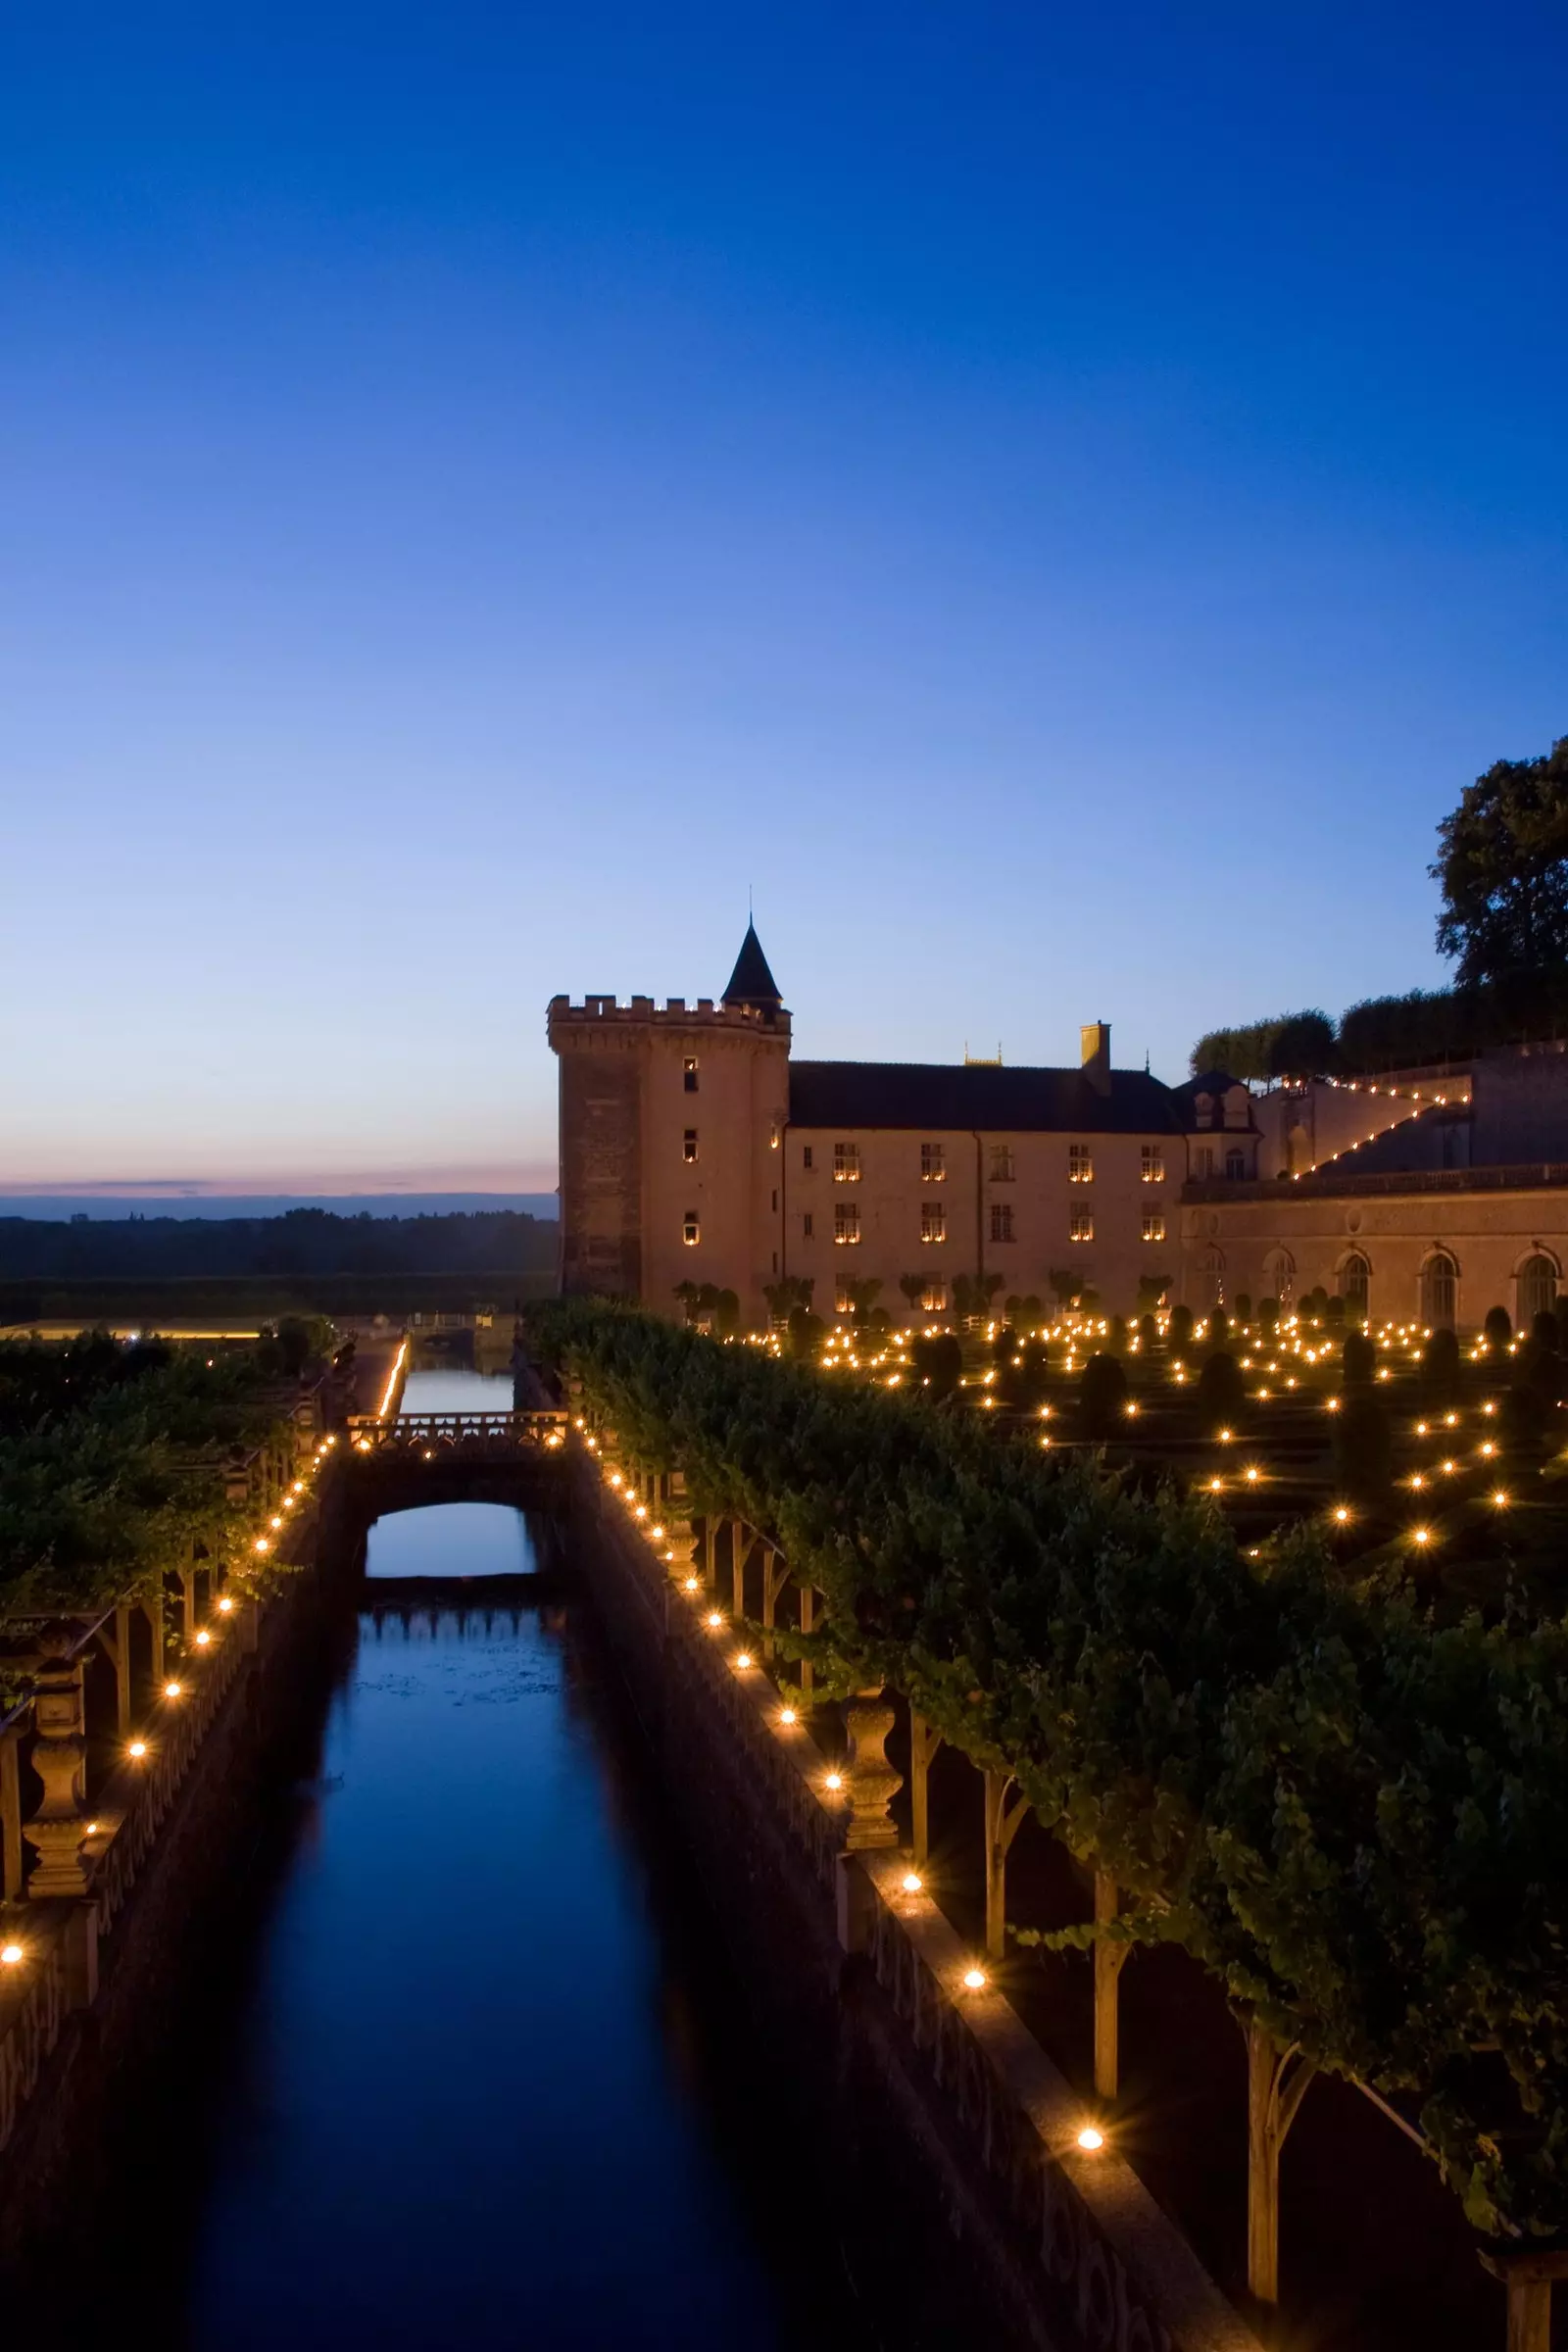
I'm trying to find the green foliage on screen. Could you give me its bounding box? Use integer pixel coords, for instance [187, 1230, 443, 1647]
[910, 1332, 962, 1398]
[533, 1301, 1568, 2240]
[1259, 1296, 1279, 1334]
[1342, 1330, 1376, 1387]
[1137, 1312, 1158, 1351]
[1485, 1304, 1513, 1350]
[1433, 739, 1568, 986]
[0, 1342, 290, 1614]
[763, 1276, 814, 1325]
[1077, 1351, 1128, 1439]
[1168, 1303, 1194, 1351]
[786, 1306, 825, 1361]
[1269, 1009, 1336, 1077]
[1136, 1272, 1171, 1311]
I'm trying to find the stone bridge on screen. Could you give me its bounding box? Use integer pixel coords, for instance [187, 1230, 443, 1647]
[342, 1410, 573, 1525]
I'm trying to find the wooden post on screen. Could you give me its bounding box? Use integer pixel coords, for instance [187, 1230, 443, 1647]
[1246, 2019, 1316, 2304]
[180, 1567, 198, 1645]
[731, 1521, 749, 1621]
[1093, 1870, 1130, 2101]
[144, 1592, 165, 1683]
[113, 1604, 133, 1735]
[982, 1769, 1029, 1960]
[0, 1725, 23, 1901]
[1478, 2251, 1568, 2352]
[702, 1517, 716, 1592]
[799, 1585, 814, 1695]
[909, 1711, 943, 1868]
[760, 1549, 790, 1660]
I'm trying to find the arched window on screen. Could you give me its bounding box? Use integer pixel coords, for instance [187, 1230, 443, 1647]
[1225, 1148, 1247, 1179]
[1343, 1252, 1370, 1317]
[1199, 1247, 1225, 1308]
[1266, 1249, 1296, 1304]
[1518, 1253, 1558, 1326]
[1422, 1252, 1457, 1330]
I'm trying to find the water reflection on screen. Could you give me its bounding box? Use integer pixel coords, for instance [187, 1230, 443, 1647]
[181, 1504, 797, 2350]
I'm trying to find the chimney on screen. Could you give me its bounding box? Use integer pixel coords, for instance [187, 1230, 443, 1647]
[1080, 1021, 1111, 1097]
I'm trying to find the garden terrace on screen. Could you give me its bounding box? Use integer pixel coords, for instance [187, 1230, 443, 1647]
[531, 1298, 1568, 2352]
[802, 1305, 1568, 1618]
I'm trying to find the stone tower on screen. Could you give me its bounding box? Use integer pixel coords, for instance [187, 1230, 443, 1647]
[547, 923, 790, 1320]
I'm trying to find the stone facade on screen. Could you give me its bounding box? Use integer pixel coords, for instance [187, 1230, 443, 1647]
[550, 935, 1568, 1332]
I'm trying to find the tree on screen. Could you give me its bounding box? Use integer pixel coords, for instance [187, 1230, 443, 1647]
[1433, 740, 1568, 985]
[1268, 1010, 1336, 1078]
[898, 1274, 927, 1317]
[910, 1331, 962, 1397]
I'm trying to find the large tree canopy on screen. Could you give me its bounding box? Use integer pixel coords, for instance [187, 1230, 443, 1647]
[1433, 739, 1568, 985]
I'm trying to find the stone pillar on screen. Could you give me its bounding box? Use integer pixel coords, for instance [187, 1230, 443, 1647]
[25, 1639, 89, 1898]
[843, 1690, 901, 1850]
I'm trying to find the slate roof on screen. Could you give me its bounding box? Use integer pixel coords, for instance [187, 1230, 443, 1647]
[721, 922, 783, 1009]
[788, 1060, 1183, 1136]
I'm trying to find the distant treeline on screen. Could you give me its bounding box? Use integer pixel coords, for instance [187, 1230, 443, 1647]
[0, 1207, 557, 1283]
[1194, 969, 1568, 1081]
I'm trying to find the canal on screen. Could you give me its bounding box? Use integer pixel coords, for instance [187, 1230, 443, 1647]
[76, 1371, 887, 2349]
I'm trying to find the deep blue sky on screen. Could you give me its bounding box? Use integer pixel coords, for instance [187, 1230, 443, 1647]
[3, 3, 1564, 1191]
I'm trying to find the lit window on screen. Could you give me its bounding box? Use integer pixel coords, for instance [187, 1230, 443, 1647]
[834, 1280, 854, 1314]
[834, 1203, 861, 1245]
[833, 1142, 861, 1183]
[683, 1057, 699, 1094]
[1070, 1210, 1094, 1243]
[988, 1145, 1014, 1183]
[921, 1278, 946, 1312]
[1141, 1146, 1164, 1184]
[920, 1142, 946, 1183]
[682, 1129, 698, 1163]
[803, 1212, 813, 1240]
[990, 1203, 1014, 1245]
[1142, 1211, 1165, 1243]
[769, 1122, 781, 1151]
[682, 1211, 700, 1247]
[1068, 1144, 1093, 1184]
[921, 1203, 946, 1244]
[803, 1145, 813, 1171]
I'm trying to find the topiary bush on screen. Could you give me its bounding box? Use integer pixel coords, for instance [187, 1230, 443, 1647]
[1077, 1351, 1129, 1439]
[1168, 1303, 1195, 1352]
[1334, 1393, 1393, 1500]
[1343, 1330, 1376, 1388]
[1422, 1325, 1461, 1403]
[1197, 1350, 1246, 1434]
[1485, 1304, 1513, 1352]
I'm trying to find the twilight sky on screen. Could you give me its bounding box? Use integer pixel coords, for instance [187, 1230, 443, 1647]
[3, 2, 1564, 1194]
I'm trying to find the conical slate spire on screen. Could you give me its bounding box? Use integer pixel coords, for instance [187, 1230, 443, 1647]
[721, 920, 782, 1010]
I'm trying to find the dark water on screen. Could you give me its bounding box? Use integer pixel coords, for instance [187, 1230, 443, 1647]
[170, 1494, 809, 2350]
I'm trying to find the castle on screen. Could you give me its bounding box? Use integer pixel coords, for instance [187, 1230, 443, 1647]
[549, 925, 1568, 1332]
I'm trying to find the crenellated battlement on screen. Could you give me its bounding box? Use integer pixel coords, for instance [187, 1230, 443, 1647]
[547, 993, 790, 1037]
